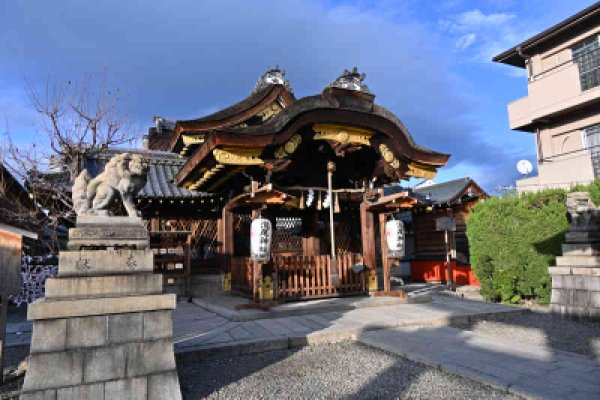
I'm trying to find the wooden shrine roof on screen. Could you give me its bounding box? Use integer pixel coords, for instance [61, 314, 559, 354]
[384, 177, 488, 206]
[167, 69, 450, 192]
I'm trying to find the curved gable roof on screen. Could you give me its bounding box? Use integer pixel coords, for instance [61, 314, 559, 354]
[175, 87, 450, 185]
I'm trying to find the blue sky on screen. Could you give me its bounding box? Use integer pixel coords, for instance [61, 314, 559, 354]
[0, 0, 596, 192]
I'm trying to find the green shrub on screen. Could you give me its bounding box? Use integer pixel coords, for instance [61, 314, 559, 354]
[586, 179, 600, 205]
[467, 189, 569, 304]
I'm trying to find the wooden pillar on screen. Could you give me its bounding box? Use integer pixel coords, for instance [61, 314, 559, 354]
[302, 213, 320, 257]
[150, 217, 159, 232]
[360, 201, 376, 270]
[379, 213, 391, 293]
[222, 206, 234, 274]
[184, 235, 192, 299]
[252, 260, 263, 302]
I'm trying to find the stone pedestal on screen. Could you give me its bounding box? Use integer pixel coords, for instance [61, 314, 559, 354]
[21, 218, 182, 399]
[550, 226, 600, 320]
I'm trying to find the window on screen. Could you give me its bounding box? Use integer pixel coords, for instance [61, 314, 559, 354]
[584, 123, 600, 151]
[584, 123, 600, 177]
[572, 34, 600, 91]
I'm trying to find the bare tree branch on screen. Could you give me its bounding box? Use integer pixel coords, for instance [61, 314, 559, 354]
[3, 72, 138, 251]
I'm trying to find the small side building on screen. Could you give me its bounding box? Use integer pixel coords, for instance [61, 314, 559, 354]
[405, 178, 487, 285]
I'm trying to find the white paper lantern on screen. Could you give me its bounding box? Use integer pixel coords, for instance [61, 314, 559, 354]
[250, 218, 272, 262]
[385, 220, 405, 258]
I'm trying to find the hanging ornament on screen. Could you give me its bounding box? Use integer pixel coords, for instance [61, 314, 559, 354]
[385, 219, 405, 258]
[306, 189, 315, 207]
[317, 190, 322, 210]
[334, 192, 340, 213]
[250, 217, 272, 262]
[323, 191, 331, 209]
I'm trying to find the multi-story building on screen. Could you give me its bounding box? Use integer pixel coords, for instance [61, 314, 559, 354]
[494, 3, 600, 192]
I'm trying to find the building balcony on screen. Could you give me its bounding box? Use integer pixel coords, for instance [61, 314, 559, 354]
[508, 62, 600, 131]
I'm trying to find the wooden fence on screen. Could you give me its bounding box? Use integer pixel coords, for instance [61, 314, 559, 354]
[230, 253, 366, 301]
[274, 253, 366, 301]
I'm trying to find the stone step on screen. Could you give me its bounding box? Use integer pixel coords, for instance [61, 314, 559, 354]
[550, 288, 600, 307]
[555, 255, 600, 266]
[28, 294, 176, 320]
[59, 249, 154, 277]
[551, 275, 600, 291]
[564, 231, 600, 243]
[562, 243, 600, 256]
[549, 266, 600, 276]
[29, 310, 173, 354]
[45, 274, 163, 299]
[22, 338, 177, 393]
[550, 303, 600, 319]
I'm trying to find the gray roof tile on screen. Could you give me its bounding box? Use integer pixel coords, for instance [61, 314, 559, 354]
[84, 148, 209, 199]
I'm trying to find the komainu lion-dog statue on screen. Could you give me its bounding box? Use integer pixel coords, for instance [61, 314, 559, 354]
[72, 153, 148, 217]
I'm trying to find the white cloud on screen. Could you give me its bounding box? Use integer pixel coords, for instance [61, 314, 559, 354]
[455, 9, 515, 29]
[455, 33, 477, 50]
[440, 8, 524, 66]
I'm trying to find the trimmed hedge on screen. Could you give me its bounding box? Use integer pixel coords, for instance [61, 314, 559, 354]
[467, 189, 569, 304]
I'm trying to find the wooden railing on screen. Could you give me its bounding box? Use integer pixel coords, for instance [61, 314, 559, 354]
[274, 253, 365, 301]
[230, 253, 367, 301]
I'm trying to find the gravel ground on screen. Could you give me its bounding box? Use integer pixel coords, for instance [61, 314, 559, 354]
[450, 311, 600, 357]
[178, 342, 521, 400]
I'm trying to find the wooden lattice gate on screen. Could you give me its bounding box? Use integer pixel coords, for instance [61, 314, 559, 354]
[274, 253, 366, 301]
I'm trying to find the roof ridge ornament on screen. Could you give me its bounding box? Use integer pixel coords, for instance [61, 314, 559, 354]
[252, 66, 293, 94]
[327, 67, 372, 94]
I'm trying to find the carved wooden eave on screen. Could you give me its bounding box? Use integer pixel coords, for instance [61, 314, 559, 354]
[274, 134, 302, 159]
[175, 87, 450, 187]
[179, 134, 206, 156]
[313, 123, 373, 146]
[224, 184, 296, 210]
[213, 147, 265, 165]
[366, 191, 421, 212]
[167, 85, 295, 155]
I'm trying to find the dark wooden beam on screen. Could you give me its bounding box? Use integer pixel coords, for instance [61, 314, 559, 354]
[379, 213, 390, 293]
[302, 213, 320, 257]
[360, 201, 376, 271]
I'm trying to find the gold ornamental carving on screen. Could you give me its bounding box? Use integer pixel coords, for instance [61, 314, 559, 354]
[188, 164, 225, 190]
[213, 147, 265, 165]
[274, 134, 302, 159]
[180, 134, 206, 156]
[257, 102, 283, 121]
[378, 143, 437, 178]
[312, 124, 373, 146]
[406, 162, 437, 179]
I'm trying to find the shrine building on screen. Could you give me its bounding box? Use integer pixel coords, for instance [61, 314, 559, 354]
[85, 67, 486, 301]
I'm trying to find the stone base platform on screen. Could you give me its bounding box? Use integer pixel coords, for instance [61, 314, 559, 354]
[550, 234, 600, 320]
[21, 219, 181, 399]
[68, 216, 149, 250]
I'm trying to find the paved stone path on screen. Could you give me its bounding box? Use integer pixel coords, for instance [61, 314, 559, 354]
[172, 296, 524, 355]
[8, 296, 599, 399]
[359, 325, 600, 400]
